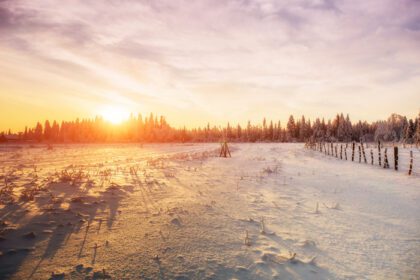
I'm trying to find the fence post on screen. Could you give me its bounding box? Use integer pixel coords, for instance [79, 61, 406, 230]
[331, 142, 333, 156]
[345, 143, 348, 160]
[394, 146, 398, 171]
[408, 151, 413, 175]
[378, 140, 382, 166]
[370, 149, 374, 165]
[340, 144, 343, 160]
[352, 141, 355, 162]
[361, 142, 367, 163]
[383, 148, 389, 168]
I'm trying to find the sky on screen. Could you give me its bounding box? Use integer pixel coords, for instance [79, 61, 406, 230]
[0, 0, 419, 131]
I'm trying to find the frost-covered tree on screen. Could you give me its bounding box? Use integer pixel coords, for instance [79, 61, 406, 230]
[2, 112, 417, 144]
[287, 115, 296, 140]
[415, 113, 420, 144]
[404, 119, 416, 143]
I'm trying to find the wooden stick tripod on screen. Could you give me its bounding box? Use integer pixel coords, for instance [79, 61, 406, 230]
[220, 141, 231, 158]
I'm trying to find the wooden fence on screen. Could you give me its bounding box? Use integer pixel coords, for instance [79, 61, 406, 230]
[305, 140, 415, 176]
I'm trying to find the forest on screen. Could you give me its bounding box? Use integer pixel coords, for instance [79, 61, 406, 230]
[1, 113, 419, 143]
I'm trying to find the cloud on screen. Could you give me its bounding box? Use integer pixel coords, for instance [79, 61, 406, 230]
[0, 0, 419, 129]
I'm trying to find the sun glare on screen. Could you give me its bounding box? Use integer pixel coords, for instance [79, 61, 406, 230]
[99, 105, 130, 124]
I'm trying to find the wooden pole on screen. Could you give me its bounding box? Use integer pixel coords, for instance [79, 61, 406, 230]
[383, 148, 389, 168]
[330, 142, 333, 156]
[219, 141, 231, 158]
[352, 141, 355, 162]
[370, 149, 374, 165]
[357, 145, 362, 163]
[361, 142, 367, 163]
[345, 144, 347, 160]
[408, 150, 413, 175]
[378, 140, 382, 167]
[344, 143, 348, 160]
[220, 142, 225, 157]
[226, 142, 231, 157]
[393, 146, 398, 171]
[340, 144, 343, 160]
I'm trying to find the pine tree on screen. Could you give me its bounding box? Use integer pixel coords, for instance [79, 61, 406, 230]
[277, 121, 282, 141]
[237, 124, 242, 140]
[287, 115, 296, 140]
[415, 113, 420, 144]
[44, 120, 52, 141]
[23, 127, 28, 140]
[34, 122, 43, 142]
[262, 118, 267, 140]
[51, 121, 59, 141]
[404, 119, 415, 143]
[299, 116, 306, 141]
[268, 121, 274, 141]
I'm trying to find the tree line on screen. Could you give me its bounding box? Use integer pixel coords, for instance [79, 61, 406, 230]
[1, 112, 419, 143]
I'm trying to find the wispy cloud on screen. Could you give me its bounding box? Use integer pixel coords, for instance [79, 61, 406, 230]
[0, 0, 419, 129]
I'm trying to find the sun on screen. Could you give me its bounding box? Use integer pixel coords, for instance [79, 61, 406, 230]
[99, 105, 130, 124]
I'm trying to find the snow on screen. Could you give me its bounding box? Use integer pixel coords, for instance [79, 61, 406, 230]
[0, 143, 419, 279]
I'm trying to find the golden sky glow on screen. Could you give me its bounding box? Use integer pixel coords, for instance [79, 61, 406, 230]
[0, 0, 419, 131]
[99, 105, 130, 125]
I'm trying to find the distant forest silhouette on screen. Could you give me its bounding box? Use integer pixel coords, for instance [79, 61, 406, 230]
[1, 113, 419, 143]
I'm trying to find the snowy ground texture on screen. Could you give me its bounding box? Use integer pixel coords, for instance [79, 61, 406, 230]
[0, 143, 419, 280]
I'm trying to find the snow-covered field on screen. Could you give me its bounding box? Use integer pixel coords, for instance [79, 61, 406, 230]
[0, 143, 419, 279]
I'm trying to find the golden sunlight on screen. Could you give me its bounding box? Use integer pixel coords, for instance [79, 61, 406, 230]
[99, 105, 130, 124]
